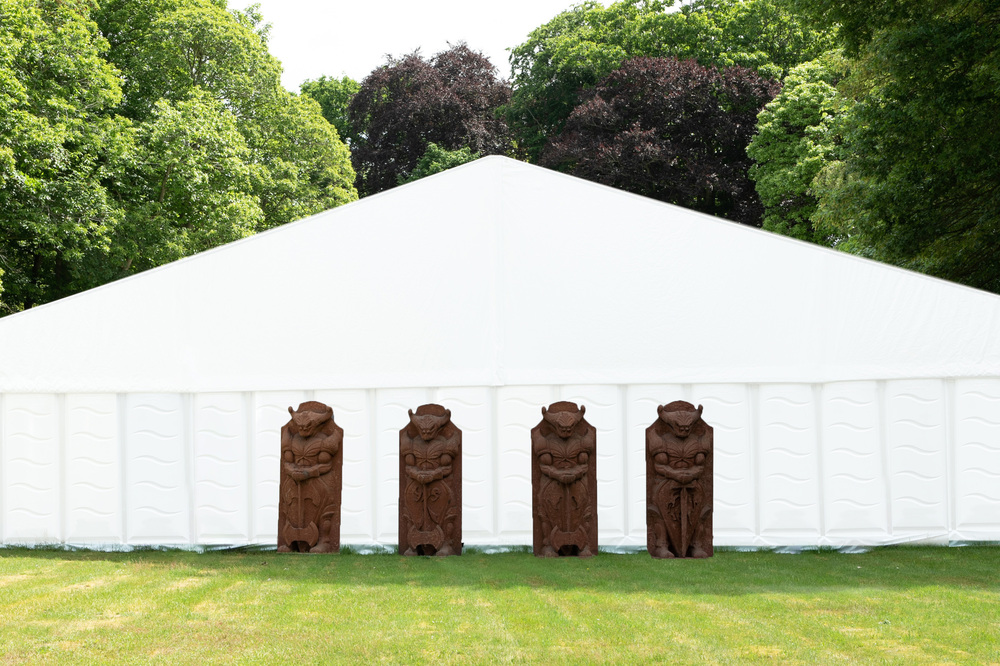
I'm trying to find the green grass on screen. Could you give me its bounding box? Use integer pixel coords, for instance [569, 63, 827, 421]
[0, 547, 997, 664]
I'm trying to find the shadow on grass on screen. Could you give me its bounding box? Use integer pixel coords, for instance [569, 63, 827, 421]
[1, 545, 997, 595]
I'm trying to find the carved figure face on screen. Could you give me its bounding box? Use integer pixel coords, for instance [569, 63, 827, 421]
[542, 405, 585, 439]
[408, 409, 451, 441]
[659, 404, 703, 438]
[288, 405, 332, 437]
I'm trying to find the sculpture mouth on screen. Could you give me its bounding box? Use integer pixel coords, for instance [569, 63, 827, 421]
[419, 429, 438, 440]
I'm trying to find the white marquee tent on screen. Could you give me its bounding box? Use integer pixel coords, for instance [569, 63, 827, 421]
[1, 156, 999, 549]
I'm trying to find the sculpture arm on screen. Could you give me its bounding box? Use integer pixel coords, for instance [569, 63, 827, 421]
[540, 463, 587, 484]
[654, 463, 704, 484]
[406, 464, 453, 484]
[303, 462, 334, 478]
[283, 461, 310, 481]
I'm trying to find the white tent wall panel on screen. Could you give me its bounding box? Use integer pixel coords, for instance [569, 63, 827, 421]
[954, 378, 1000, 538]
[821, 382, 887, 539]
[885, 379, 948, 537]
[3, 393, 60, 542]
[192, 392, 248, 544]
[1, 379, 998, 547]
[758, 384, 822, 543]
[692, 384, 754, 543]
[65, 393, 121, 543]
[125, 393, 188, 544]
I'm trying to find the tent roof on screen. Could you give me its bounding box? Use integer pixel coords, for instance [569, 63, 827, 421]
[2, 156, 999, 393]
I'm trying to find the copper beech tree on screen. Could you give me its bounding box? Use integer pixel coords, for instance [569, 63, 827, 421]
[541, 57, 780, 226]
[347, 44, 512, 196]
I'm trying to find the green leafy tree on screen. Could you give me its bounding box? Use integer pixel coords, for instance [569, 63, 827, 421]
[300, 75, 360, 144]
[792, 0, 1000, 292]
[400, 143, 480, 184]
[99, 89, 263, 279]
[0, 0, 356, 314]
[508, 0, 834, 160]
[747, 52, 849, 244]
[92, 0, 357, 270]
[0, 0, 133, 312]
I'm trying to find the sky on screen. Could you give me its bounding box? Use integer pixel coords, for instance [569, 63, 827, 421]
[230, 0, 596, 91]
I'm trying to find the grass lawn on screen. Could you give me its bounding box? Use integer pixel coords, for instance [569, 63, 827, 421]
[0, 546, 997, 664]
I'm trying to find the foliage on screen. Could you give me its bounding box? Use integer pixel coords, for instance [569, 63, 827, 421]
[347, 44, 511, 196]
[0, 0, 132, 311]
[0, 548, 998, 662]
[793, 0, 1000, 293]
[300, 75, 360, 144]
[0, 0, 356, 314]
[542, 57, 780, 225]
[747, 51, 849, 243]
[507, 0, 835, 160]
[94, 0, 358, 225]
[400, 143, 480, 184]
[97, 90, 264, 280]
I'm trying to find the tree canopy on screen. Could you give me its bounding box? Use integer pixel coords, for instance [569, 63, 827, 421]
[542, 56, 779, 225]
[300, 75, 360, 145]
[746, 51, 849, 244]
[507, 0, 834, 160]
[0, 0, 356, 314]
[785, 0, 1000, 293]
[347, 44, 511, 196]
[400, 143, 481, 185]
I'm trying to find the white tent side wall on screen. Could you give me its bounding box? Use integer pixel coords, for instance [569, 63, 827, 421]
[1, 157, 999, 548]
[2, 379, 999, 548]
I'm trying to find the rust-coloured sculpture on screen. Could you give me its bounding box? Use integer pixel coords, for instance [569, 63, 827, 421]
[399, 404, 462, 556]
[278, 401, 343, 553]
[646, 401, 713, 558]
[531, 401, 597, 557]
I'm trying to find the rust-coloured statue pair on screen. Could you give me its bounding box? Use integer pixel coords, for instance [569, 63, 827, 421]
[277, 401, 463, 556]
[528, 399, 714, 559]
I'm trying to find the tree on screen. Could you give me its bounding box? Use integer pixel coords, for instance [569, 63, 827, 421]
[347, 44, 511, 196]
[747, 51, 849, 244]
[0, 0, 356, 315]
[507, 0, 834, 160]
[95, 89, 263, 281]
[542, 57, 780, 225]
[791, 0, 1000, 293]
[0, 0, 133, 312]
[300, 75, 360, 144]
[400, 143, 480, 184]
[91, 0, 356, 273]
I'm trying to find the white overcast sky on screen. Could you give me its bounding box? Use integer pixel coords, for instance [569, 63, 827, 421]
[231, 0, 598, 90]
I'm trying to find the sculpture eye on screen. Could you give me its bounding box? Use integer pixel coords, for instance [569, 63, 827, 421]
[578, 452, 588, 464]
[318, 452, 331, 464]
[695, 453, 705, 464]
[441, 454, 453, 465]
[405, 454, 416, 466]
[540, 453, 553, 466]
[283, 450, 294, 462]
[654, 452, 668, 465]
